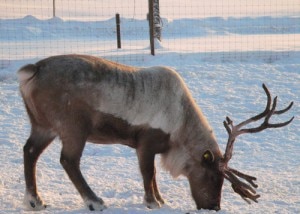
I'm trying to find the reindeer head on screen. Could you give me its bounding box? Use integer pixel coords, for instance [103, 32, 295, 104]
[220, 84, 294, 204]
[188, 84, 294, 211]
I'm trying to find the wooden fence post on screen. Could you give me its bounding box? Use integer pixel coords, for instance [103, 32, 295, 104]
[153, 0, 161, 41]
[148, 0, 155, 55]
[116, 13, 121, 49]
[53, 0, 56, 17]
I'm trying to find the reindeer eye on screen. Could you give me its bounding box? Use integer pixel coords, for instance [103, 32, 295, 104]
[202, 150, 215, 164]
[204, 153, 210, 160]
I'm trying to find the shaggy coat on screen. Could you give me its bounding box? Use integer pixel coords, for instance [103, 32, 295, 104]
[19, 55, 223, 211]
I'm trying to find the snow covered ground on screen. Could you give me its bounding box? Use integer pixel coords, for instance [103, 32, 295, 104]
[0, 1, 299, 214]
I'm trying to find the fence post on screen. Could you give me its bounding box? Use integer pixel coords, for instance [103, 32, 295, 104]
[153, 0, 161, 41]
[53, 0, 56, 17]
[116, 13, 121, 49]
[148, 0, 155, 55]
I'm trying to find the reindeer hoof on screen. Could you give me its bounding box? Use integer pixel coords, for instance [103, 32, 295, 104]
[157, 197, 165, 205]
[24, 192, 47, 211]
[145, 201, 161, 209]
[144, 197, 162, 209]
[85, 199, 107, 211]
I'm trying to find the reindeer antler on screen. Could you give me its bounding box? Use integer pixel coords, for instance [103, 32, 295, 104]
[221, 84, 294, 203]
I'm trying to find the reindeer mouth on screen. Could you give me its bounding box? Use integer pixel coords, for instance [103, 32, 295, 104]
[197, 205, 220, 211]
[220, 84, 294, 204]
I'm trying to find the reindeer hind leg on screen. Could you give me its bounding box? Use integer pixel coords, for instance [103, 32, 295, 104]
[23, 126, 56, 210]
[59, 132, 106, 211]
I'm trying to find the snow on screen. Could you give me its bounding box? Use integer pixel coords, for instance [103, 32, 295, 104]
[0, 2, 299, 214]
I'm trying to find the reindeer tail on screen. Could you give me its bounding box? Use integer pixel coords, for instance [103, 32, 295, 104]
[18, 64, 38, 83]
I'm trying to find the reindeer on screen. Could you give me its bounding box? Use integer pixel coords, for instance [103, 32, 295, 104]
[18, 54, 294, 211]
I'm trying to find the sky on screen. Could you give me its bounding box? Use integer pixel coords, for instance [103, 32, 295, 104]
[0, 0, 299, 20]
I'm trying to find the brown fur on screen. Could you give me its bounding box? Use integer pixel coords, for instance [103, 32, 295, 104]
[19, 55, 224, 211]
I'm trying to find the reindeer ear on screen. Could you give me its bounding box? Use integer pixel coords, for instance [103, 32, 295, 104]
[202, 150, 215, 164]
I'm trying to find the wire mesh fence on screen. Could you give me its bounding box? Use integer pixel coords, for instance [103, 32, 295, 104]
[0, 0, 299, 67]
[0, 0, 152, 65]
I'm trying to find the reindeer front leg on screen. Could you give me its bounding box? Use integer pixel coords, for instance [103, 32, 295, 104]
[136, 128, 170, 209]
[136, 148, 162, 209]
[152, 167, 165, 205]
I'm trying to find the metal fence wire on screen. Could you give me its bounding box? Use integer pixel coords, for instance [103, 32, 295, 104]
[0, 0, 299, 66]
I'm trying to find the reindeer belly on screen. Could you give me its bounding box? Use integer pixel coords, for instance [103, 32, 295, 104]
[88, 112, 139, 148]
